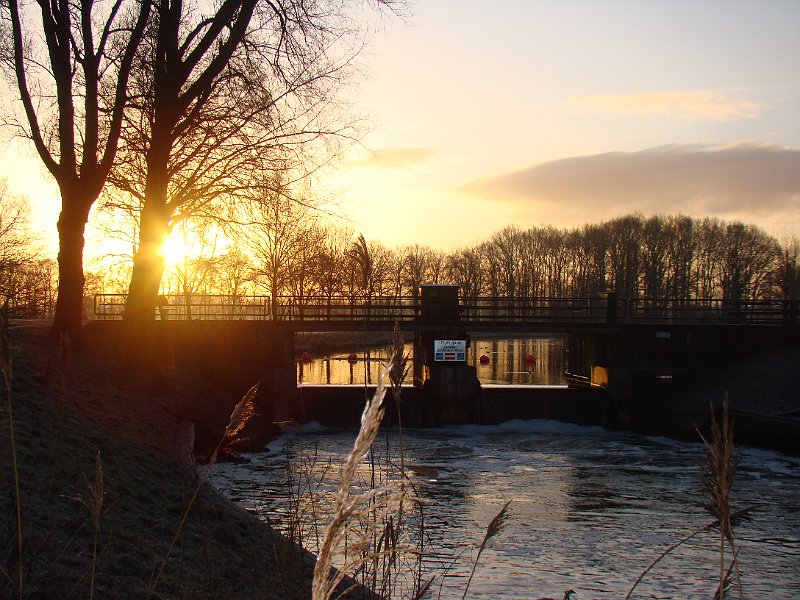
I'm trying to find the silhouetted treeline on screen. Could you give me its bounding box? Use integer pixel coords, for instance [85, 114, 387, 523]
[0, 182, 58, 318]
[92, 213, 799, 308]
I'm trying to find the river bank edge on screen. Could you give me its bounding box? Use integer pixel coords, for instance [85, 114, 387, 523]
[1, 322, 373, 599]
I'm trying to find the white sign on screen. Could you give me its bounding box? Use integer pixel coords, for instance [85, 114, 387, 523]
[434, 339, 466, 362]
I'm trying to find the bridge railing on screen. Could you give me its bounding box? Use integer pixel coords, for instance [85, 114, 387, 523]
[270, 296, 419, 321]
[93, 294, 270, 320]
[459, 296, 596, 322]
[625, 298, 798, 324]
[91, 293, 799, 325]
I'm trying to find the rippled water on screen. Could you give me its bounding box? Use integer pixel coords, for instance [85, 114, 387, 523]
[209, 420, 800, 599]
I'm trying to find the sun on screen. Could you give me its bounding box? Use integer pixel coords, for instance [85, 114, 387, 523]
[158, 232, 188, 267]
[158, 222, 235, 268]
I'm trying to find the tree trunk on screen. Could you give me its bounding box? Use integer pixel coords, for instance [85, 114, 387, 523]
[124, 107, 174, 325]
[125, 199, 170, 324]
[51, 193, 92, 343]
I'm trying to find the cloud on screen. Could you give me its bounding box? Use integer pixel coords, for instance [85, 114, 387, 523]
[355, 147, 436, 169]
[567, 91, 761, 121]
[461, 143, 800, 228]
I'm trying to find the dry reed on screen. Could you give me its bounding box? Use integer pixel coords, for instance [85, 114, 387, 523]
[388, 323, 410, 532]
[148, 382, 259, 597]
[697, 395, 743, 599]
[461, 500, 513, 600]
[0, 302, 23, 599]
[312, 354, 420, 600]
[626, 394, 748, 600]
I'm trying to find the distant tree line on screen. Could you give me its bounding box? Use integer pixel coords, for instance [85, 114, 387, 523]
[87, 211, 799, 313]
[0, 180, 57, 317]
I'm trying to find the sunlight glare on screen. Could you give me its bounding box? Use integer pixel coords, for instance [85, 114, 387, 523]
[159, 233, 187, 267]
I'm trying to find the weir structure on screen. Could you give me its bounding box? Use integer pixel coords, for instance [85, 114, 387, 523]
[87, 289, 800, 447]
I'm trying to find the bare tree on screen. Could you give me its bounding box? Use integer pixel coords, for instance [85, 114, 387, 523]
[640, 215, 670, 305]
[119, 0, 393, 324]
[239, 172, 314, 319]
[312, 223, 353, 315]
[717, 222, 777, 310]
[217, 247, 256, 309]
[445, 247, 485, 306]
[161, 219, 223, 319]
[402, 244, 433, 300]
[775, 234, 800, 299]
[1, 0, 149, 340]
[0, 179, 53, 315]
[665, 215, 696, 303]
[606, 214, 643, 300]
[287, 222, 325, 310]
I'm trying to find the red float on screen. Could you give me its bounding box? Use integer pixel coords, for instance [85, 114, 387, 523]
[347, 353, 358, 364]
[479, 354, 490, 364]
[301, 351, 313, 362]
[525, 355, 536, 363]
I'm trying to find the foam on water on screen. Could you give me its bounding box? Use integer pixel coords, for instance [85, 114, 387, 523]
[209, 418, 800, 598]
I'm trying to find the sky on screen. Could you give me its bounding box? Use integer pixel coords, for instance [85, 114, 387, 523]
[1, 0, 799, 255]
[327, 0, 800, 249]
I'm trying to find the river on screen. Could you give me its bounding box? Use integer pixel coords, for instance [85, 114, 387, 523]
[208, 419, 800, 598]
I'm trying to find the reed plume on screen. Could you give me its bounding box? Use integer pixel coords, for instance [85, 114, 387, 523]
[209, 382, 259, 466]
[627, 394, 748, 599]
[698, 395, 743, 600]
[149, 382, 259, 596]
[312, 356, 397, 600]
[461, 500, 513, 599]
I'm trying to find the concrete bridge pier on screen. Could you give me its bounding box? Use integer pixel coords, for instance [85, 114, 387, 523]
[413, 285, 482, 426]
[165, 322, 297, 451]
[251, 328, 297, 431]
[413, 328, 481, 426]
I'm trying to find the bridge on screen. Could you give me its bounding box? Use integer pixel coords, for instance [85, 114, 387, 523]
[86, 287, 800, 446]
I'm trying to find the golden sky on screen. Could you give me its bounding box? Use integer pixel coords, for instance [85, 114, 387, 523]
[327, 0, 800, 248]
[2, 0, 799, 254]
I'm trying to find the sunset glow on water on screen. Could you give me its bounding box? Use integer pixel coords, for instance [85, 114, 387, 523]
[211, 422, 800, 598]
[296, 337, 568, 386]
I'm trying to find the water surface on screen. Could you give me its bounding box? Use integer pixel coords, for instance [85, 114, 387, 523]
[209, 420, 800, 598]
[297, 336, 567, 386]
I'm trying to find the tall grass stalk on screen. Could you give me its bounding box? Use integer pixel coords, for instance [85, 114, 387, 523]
[388, 323, 410, 529]
[312, 356, 397, 600]
[147, 382, 259, 597]
[73, 451, 105, 600]
[461, 500, 512, 600]
[627, 395, 748, 599]
[697, 395, 743, 600]
[624, 507, 753, 600]
[0, 302, 23, 599]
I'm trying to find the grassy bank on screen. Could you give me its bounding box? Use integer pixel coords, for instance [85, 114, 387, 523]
[1, 322, 315, 599]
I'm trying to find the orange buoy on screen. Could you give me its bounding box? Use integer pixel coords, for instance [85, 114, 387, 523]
[479, 354, 490, 364]
[301, 351, 313, 362]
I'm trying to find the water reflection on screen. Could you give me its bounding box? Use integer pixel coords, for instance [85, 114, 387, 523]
[297, 336, 567, 385]
[209, 424, 800, 598]
[470, 337, 566, 385]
